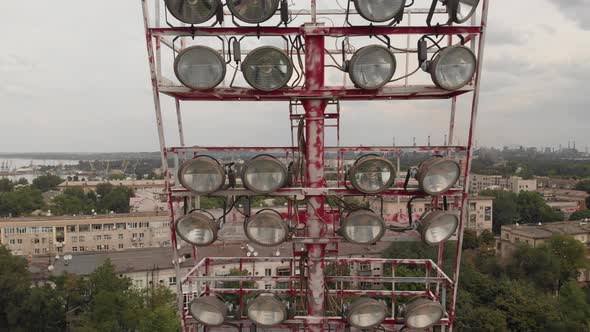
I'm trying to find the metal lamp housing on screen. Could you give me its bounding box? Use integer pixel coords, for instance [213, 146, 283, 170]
[227, 0, 280, 24]
[447, 0, 481, 24]
[178, 156, 226, 195]
[165, 0, 221, 25]
[174, 46, 226, 91]
[247, 293, 288, 327]
[348, 45, 397, 90]
[241, 46, 293, 91]
[418, 210, 459, 245]
[353, 0, 406, 23]
[346, 298, 388, 329]
[175, 211, 218, 247]
[340, 210, 386, 245]
[189, 296, 228, 326]
[349, 155, 397, 194]
[245, 210, 289, 247]
[416, 156, 461, 196]
[429, 46, 477, 91]
[241, 155, 288, 194]
[403, 298, 444, 329]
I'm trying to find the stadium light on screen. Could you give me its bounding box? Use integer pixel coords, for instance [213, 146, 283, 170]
[241, 155, 288, 194]
[348, 45, 397, 90]
[189, 296, 228, 327]
[417, 210, 459, 245]
[353, 0, 406, 23]
[346, 298, 388, 329]
[174, 46, 226, 90]
[340, 209, 385, 245]
[415, 156, 461, 196]
[403, 298, 444, 329]
[165, 0, 221, 25]
[175, 211, 218, 247]
[247, 293, 288, 327]
[227, 0, 280, 24]
[178, 156, 226, 195]
[245, 210, 289, 247]
[348, 155, 396, 194]
[242, 47, 293, 91]
[428, 46, 477, 91]
[447, 0, 480, 24]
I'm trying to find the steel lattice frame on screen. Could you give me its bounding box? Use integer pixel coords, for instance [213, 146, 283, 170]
[140, 1, 489, 331]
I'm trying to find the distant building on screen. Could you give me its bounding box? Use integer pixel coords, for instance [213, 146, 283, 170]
[536, 177, 580, 190]
[538, 189, 589, 210]
[0, 213, 171, 257]
[508, 176, 537, 193]
[497, 221, 590, 282]
[469, 174, 536, 194]
[57, 180, 166, 193]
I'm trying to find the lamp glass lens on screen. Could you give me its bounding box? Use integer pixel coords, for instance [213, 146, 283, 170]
[227, 0, 279, 23]
[424, 214, 458, 244]
[180, 158, 224, 194]
[243, 48, 292, 91]
[406, 303, 443, 329]
[422, 160, 460, 194]
[355, 0, 405, 22]
[166, 0, 219, 24]
[249, 298, 286, 326]
[433, 47, 476, 90]
[243, 159, 286, 193]
[246, 213, 287, 246]
[175, 47, 225, 90]
[177, 215, 215, 246]
[344, 212, 384, 244]
[350, 46, 396, 90]
[352, 158, 395, 193]
[456, 0, 479, 22]
[191, 300, 225, 326]
[349, 303, 386, 328]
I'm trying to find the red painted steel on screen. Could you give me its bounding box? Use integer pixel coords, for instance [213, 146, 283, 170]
[139, 1, 489, 330]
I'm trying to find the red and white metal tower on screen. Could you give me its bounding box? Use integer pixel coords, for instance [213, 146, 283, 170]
[140, 0, 489, 330]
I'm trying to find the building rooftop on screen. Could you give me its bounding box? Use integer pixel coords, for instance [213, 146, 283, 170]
[0, 211, 169, 223]
[58, 180, 166, 188]
[502, 221, 590, 239]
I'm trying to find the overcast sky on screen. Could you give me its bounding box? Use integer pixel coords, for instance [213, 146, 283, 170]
[1, 0, 589, 153]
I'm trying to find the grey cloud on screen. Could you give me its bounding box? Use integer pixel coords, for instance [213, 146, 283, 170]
[551, 0, 590, 30]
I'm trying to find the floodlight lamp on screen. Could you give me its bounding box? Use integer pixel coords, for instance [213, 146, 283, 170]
[348, 155, 397, 194]
[416, 156, 461, 196]
[174, 46, 226, 90]
[165, 0, 221, 25]
[348, 45, 397, 90]
[245, 210, 289, 247]
[241, 155, 288, 194]
[178, 156, 226, 195]
[346, 298, 388, 329]
[353, 0, 406, 23]
[403, 298, 444, 329]
[340, 209, 386, 245]
[227, 0, 280, 24]
[429, 46, 476, 91]
[189, 296, 228, 326]
[175, 211, 218, 247]
[418, 210, 459, 245]
[447, 0, 480, 24]
[247, 293, 288, 327]
[242, 47, 293, 91]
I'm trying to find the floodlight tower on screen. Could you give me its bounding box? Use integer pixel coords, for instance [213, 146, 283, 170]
[140, 0, 490, 331]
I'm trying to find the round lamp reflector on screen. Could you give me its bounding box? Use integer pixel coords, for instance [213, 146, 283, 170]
[346, 298, 388, 329]
[189, 296, 227, 326]
[247, 294, 288, 327]
[242, 47, 293, 91]
[242, 155, 288, 194]
[430, 46, 476, 91]
[341, 210, 386, 245]
[175, 212, 217, 247]
[174, 46, 226, 90]
[227, 0, 280, 23]
[417, 156, 461, 196]
[349, 45, 397, 90]
[245, 210, 289, 247]
[349, 155, 396, 194]
[165, 0, 220, 25]
[418, 210, 459, 245]
[354, 0, 406, 22]
[404, 298, 444, 329]
[178, 156, 226, 195]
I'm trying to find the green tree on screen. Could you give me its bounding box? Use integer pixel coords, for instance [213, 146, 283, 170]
[480, 190, 519, 234]
[558, 281, 590, 329]
[32, 175, 63, 192]
[0, 178, 14, 192]
[0, 187, 45, 217]
[517, 191, 563, 223]
[0, 245, 31, 330]
[574, 179, 590, 193]
[108, 173, 126, 180]
[569, 209, 590, 221]
[97, 187, 133, 213]
[51, 188, 96, 216]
